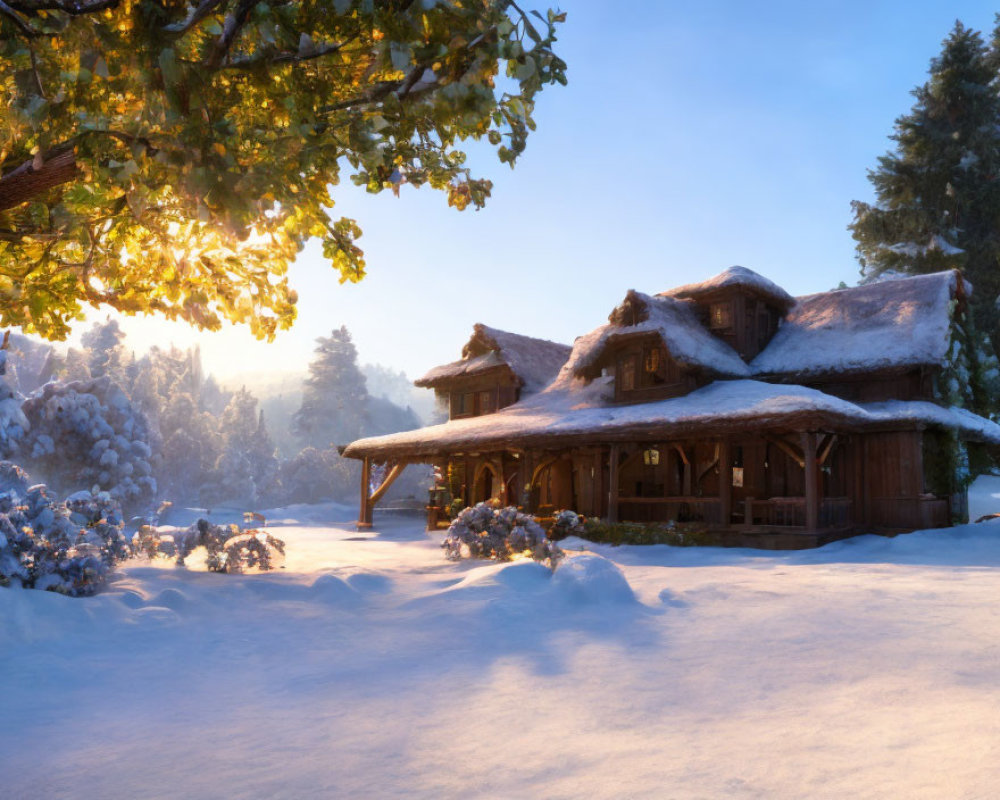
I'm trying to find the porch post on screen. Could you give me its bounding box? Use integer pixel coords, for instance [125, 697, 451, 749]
[358, 456, 373, 530]
[719, 439, 732, 526]
[802, 432, 818, 532]
[608, 444, 620, 523]
[674, 443, 692, 496]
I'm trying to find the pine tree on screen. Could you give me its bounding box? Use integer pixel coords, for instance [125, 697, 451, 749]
[215, 388, 277, 506]
[293, 327, 369, 449]
[850, 21, 1000, 354]
[81, 319, 129, 384]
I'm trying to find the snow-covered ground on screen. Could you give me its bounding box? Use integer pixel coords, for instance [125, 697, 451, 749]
[3, 483, 1000, 799]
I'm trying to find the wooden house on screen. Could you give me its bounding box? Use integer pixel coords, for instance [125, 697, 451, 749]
[343, 267, 1000, 547]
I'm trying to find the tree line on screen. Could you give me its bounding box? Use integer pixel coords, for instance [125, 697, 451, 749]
[1, 322, 428, 512]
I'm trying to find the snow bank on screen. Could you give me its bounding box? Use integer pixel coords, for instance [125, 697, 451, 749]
[5, 511, 1000, 799]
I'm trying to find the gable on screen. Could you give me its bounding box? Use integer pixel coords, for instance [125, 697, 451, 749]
[568, 290, 750, 382]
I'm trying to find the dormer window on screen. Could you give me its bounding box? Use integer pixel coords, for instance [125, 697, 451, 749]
[451, 392, 474, 417]
[644, 347, 661, 375]
[643, 344, 668, 384]
[710, 301, 732, 329]
[621, 355, 637, 391]
[478, 390, 495, 415]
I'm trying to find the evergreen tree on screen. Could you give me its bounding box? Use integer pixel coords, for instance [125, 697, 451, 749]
[850, 21, 1000, 354]
[215, 388, 277, 505]
[63, 348, 92, 383]
[293, 327, 369, 449]
[81, 319, 129, 384]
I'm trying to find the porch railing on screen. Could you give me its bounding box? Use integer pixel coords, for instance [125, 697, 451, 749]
[617, 496, 723, 525]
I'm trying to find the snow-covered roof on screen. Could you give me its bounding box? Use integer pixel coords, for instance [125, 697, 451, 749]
[751, 271, 962, 378]
[567, 290, 750, 379]
[415, 324, 571, 394]
[659, 266, 795, 310]
[344, 379, 1000, 459]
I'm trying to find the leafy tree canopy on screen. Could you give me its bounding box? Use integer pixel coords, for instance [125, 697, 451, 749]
[0, 0, 566, 339]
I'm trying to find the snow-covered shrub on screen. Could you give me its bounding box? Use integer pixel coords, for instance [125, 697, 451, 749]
[20, 377, 156, 509]
[0, 350, 29, 459]
[548, 509, 587, 540]
[0, 462, 130, 596]
[442, 503, 564, 568]
[134, 518, 285, 574]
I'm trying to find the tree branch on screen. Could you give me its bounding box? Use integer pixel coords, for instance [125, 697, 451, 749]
[6, 0, 120, 15]
[0, 146, 78, 213]
[0, 0, 39, 36]
[205, 0, 256, 68]
[219, 40, 349, 71]
[163, 0, 226, 35]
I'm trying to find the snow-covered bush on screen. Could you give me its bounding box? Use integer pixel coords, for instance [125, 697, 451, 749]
[548, 509, 587, 540]
[20, 377, 156, 509]
[133, 518, 285, 574]
[442, 503, 564, 568]
[0, 462, 130, 596]
[0, 350, 29, 459]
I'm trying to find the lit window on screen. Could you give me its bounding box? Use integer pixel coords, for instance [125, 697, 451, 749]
[644, 347, 661, 374]
[643, 448, 660, 466]
[710, 302, 732, 329]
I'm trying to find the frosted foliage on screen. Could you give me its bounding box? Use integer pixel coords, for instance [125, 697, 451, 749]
[214, 389, 278, 506]
[0, 351, 29, 460]
[20, 377, 156, 507]
[278, 447, 356, 505]
[443, 503, 563, 567]
[0, 462, 129, 596]
[133, 518, 285, 573]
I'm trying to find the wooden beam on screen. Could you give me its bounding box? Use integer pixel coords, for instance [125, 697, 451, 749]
[696, 443, 719, 486]
[358, 456, 373, 530]
[676, 444, 692, 496]
[818, 433, 838, 466]
[369, 461, 405, 506]
[608, 444, 620, 523]
[719, 439, 732, 525]
[802, 432, 818, 532]
[765, 434, 805, 468]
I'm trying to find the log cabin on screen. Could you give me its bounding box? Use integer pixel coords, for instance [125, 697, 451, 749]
[343, 267, 1000, 548]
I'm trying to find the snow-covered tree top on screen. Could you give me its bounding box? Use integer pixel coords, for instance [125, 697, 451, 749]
[416, 324, 571, 394]
[658, 265, 795, 310]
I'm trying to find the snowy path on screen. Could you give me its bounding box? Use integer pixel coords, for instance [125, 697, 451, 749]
[3, 497, 1000, 798]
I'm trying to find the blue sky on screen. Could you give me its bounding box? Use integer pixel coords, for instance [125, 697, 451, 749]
[101, 0, 1000, 382]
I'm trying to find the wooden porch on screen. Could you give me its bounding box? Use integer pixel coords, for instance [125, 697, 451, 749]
[358, 427, 953, 548]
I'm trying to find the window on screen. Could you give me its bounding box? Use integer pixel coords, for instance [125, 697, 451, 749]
[643, 448, 660, 466]
[644, 347, 661, 375]
[478, 390, 495, 415]
[709, 301, 732, 329]
[621, 355, 637, 392]
[643, 345, 668, 385]
[451, 392, 474, 417]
